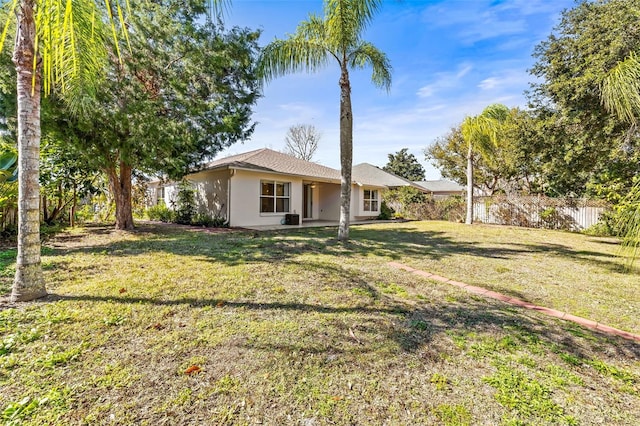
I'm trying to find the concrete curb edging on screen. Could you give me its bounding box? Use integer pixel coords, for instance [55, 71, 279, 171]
[387, 261, 640, 343]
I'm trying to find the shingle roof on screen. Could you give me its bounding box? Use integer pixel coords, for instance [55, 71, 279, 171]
[352, 163, 424, 189]
[414, 179, 464, 192]
[203, 148, 341, 181]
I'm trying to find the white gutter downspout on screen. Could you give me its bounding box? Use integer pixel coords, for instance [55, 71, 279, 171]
[299, 181, 303, 227]
[228, 168, 234, 226]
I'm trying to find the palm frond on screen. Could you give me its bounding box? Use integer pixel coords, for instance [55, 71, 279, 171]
[35, 0, 112, 114]
[481, 103, 510, 122]
[0, 0, 20, 53]
[601, 53, 640, 124]
[617, 180, 640, 269]
[297, 14, 326, 41]
[258, 36, 331, 82]
[325, 0, 381, 52]
[205, 0, 229, 20]
[348, 41, 391, 91]
[461, 104, 509, 153]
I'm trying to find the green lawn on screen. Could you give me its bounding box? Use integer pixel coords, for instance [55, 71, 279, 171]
[0, 221, 638, 425]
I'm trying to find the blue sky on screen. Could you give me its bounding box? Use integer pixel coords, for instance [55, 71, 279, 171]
[219, 0, 575, 179]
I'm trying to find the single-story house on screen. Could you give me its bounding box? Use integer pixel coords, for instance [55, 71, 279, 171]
[149, 148, 391, 227]
[413, 179, 465, 199]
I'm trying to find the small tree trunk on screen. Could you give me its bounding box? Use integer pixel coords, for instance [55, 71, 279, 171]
[338, 64, 352, 242]
[70, 182, 77, 227]
[42, 195, 48, 223]
[108, 162, 135, 230]
[45, 182, 64, 224]
[11, 0, 46, 302]
[465, 143, 474, 225]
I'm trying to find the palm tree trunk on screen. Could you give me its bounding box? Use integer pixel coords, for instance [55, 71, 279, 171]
[11, 0, 47, 302]
[338, 64, 352, 241]
[465, 142, 474, 225]
[107, 162, 135, 230]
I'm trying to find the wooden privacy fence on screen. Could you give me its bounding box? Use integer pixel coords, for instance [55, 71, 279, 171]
[473, 195, 608, 231]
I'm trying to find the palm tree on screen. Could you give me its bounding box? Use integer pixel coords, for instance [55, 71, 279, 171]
[1, 0, 119, 301]
[461, 104, 509, 225]
[2, 0, 224, 301]
[0, 0, 226, 302]
[258, 0, 392, 241]
[601, 53, 640, 266]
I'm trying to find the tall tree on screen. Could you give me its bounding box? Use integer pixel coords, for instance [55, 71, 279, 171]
[383, 148, 425, 181]
[259, 0, 391, 241]
[284, 124, 321, 161]
[56, 2, 260, 230]
[460, 104, 509, 225]
[426, 108, 538, 195]
[427, 126, 510, 195]
[1, 0, 108, 301]
[0, 0, 224, 301]
[532, 0, 640, 264]
[39, 136, 102, 226]
[529, 0, 640, 198]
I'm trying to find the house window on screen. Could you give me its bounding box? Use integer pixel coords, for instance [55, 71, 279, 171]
[260, 181, 290, 213]
[363, 189, 379, 212]
[156, 187, 165, 205]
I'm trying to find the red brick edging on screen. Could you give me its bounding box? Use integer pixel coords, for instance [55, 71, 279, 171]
[388, 261, 640, 343]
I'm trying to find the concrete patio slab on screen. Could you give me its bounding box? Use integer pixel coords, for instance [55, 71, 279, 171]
[243, 219, 401, 231]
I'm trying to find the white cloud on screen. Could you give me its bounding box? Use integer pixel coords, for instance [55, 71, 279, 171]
[417, 86, 434, 98]
[416, 63, 473, 98]
[479, 77, 499, 90]
[477, 69, 532, 92]
[493, 0, 568, 17]
[419, 0, 555, 44]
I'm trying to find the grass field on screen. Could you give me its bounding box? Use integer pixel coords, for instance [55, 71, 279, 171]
[1, 221, 638, 425]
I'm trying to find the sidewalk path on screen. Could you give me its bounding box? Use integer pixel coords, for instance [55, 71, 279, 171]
[388, 261, 640, 343]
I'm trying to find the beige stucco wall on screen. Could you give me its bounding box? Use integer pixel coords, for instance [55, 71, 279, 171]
[351, 185, 361, 217]
[147, 170, 230, 221]
[314, 184, 383, 221]
[229, 169, 305, 227]
[186, 169, 230, 220]
[317, 183, 340, 221]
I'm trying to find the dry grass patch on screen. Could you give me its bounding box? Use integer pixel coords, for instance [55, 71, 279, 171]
[0, 222, 638, 425]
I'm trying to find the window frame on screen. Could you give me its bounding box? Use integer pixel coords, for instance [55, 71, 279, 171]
[156, 187, 165, 206]
[363, 189, 379, 212]
[260, 180, 291, 214]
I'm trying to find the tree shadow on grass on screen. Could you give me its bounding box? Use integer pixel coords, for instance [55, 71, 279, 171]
[42, 223, 578, 263]
[511, 242, 639, 274]
[34, 223, 639, 346]
[42, 223, 638, 276]
[39, 248, 640, 362]
[45, 289, 640, 363]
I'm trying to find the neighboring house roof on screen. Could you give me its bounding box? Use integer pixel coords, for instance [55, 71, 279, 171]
[352, 163, 427, 190]
[202, 148, 341, 181]
[414, 179, 464, 193]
